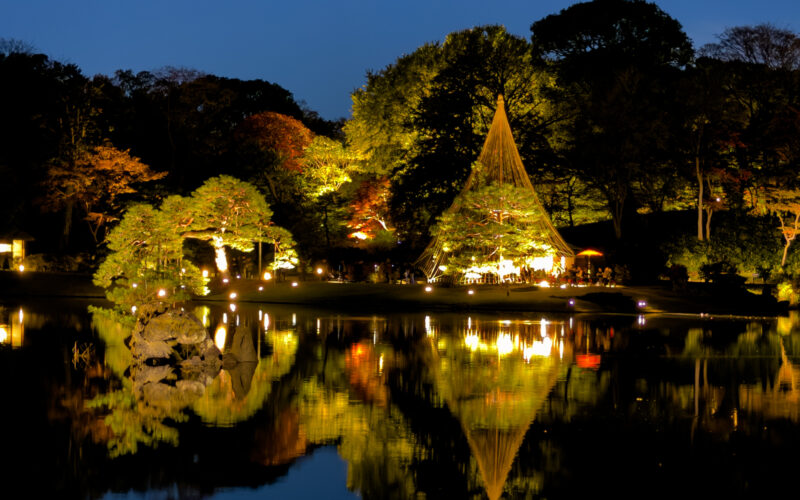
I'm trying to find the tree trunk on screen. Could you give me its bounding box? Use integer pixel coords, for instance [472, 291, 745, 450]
[782, 240, 790, 267]
[696, 157, 704, 241]
[61, 199, 74, 249]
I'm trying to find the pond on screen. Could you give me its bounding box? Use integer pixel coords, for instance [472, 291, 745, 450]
[2, 299, 800, 499]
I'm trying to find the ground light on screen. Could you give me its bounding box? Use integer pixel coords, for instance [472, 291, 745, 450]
[157, 289, 166, 298]
[291, 282, 298, 287]
[316, 267, 323, 275]
[18, 264, 24, 272]
[467, 289, 475, 295]
[258, 286, 263, 291]
[424, 286, 433, 293]
[263, 271, 272, 280]
[229, 292, 237, 300]
[637, 300, 647, 309]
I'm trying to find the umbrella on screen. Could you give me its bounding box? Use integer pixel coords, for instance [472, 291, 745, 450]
[576, 249, 603, 277]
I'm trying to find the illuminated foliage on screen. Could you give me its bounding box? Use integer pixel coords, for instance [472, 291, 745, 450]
[432, 182, 552, 279]
[300, 136, 360, 198]
[93, 203, 205, 311]
[346, 178, 393, 242]
[751, 186, 800, 267]
[174, 175, 296, 274]
[43, 145, 166, 244]
[299, 136, 364, 248]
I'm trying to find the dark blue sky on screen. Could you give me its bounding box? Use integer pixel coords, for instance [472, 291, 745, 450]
[2, 1, 799, 119]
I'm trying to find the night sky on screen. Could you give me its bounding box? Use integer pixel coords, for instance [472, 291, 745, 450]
[2, 0, 799, 119]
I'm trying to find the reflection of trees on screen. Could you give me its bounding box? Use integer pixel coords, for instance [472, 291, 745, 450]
[87, 308, 193, 456]
[193, 325, 298, 426]
[425, 318, 565, 500]
[295, 326, 418, 499]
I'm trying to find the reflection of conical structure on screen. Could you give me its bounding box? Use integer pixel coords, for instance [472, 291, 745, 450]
[416, 95, 573, 280]
[428, 329, 562, 500]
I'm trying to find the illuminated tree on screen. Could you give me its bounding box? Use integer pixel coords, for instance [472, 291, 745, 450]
[93, 203, 205, 311]
[235, 111, 314, 206]
[43, 145, 166, 244]
[432, 182, 553, 280]
[299, 137, 362, 247]
[346, 177, 393, 241]
[174, 175, 294, 275]
[752, 186, 800, 267]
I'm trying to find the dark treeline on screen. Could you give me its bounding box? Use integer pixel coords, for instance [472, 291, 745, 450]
[0, 42, 341, 261]
[2, 0, 800, 287]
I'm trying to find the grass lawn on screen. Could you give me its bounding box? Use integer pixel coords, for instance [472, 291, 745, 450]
[0, 271, 785, 317]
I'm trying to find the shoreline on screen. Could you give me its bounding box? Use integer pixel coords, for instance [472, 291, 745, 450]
[0, 270, 788, 317]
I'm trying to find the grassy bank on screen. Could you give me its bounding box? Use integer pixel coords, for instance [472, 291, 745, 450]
[0, 270, 786, 316]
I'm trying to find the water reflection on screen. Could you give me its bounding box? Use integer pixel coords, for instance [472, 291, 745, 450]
[425, 317, 566, 500]
[0, 306, 24, 347]
[4, 302, 800, 498]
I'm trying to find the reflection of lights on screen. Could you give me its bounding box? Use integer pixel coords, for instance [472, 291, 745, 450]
[229, 303, 236, 312]
[200, 307, 210, 327]
[465, 333, 480, 351]
[467, 317, 472, 329]
[540, 318, 548, 337]
[316, 318, 320, 335]
[501, 320, 511, 326]
[259, 310, 263, 320]
[264, 313, 270, 331]
[18, 308, 22, 323]
[229, 291, 237, 300]
[638, 315, 646, 326]
[379, 354, 384, 373]
[236, 315, 240, 326]
[223, 313, 228, 323]
[496, 333, 514, 356]
[157, 289, 167, 298]
[559, 339, 564, 359]
[523, 337, 553, 361]
[424, 286, 433, 293]
[214, 326, 226, 350]
[0, 326, 8, 343]
[425, 316, 432, 336]
[292, 313, 296, 326]
[569, 317, 573, 329]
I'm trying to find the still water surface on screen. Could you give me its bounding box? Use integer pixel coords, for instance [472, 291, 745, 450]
[2, 300, 800, 499]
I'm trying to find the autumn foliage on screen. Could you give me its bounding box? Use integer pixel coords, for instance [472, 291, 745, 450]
[235, 111, 314, 171]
